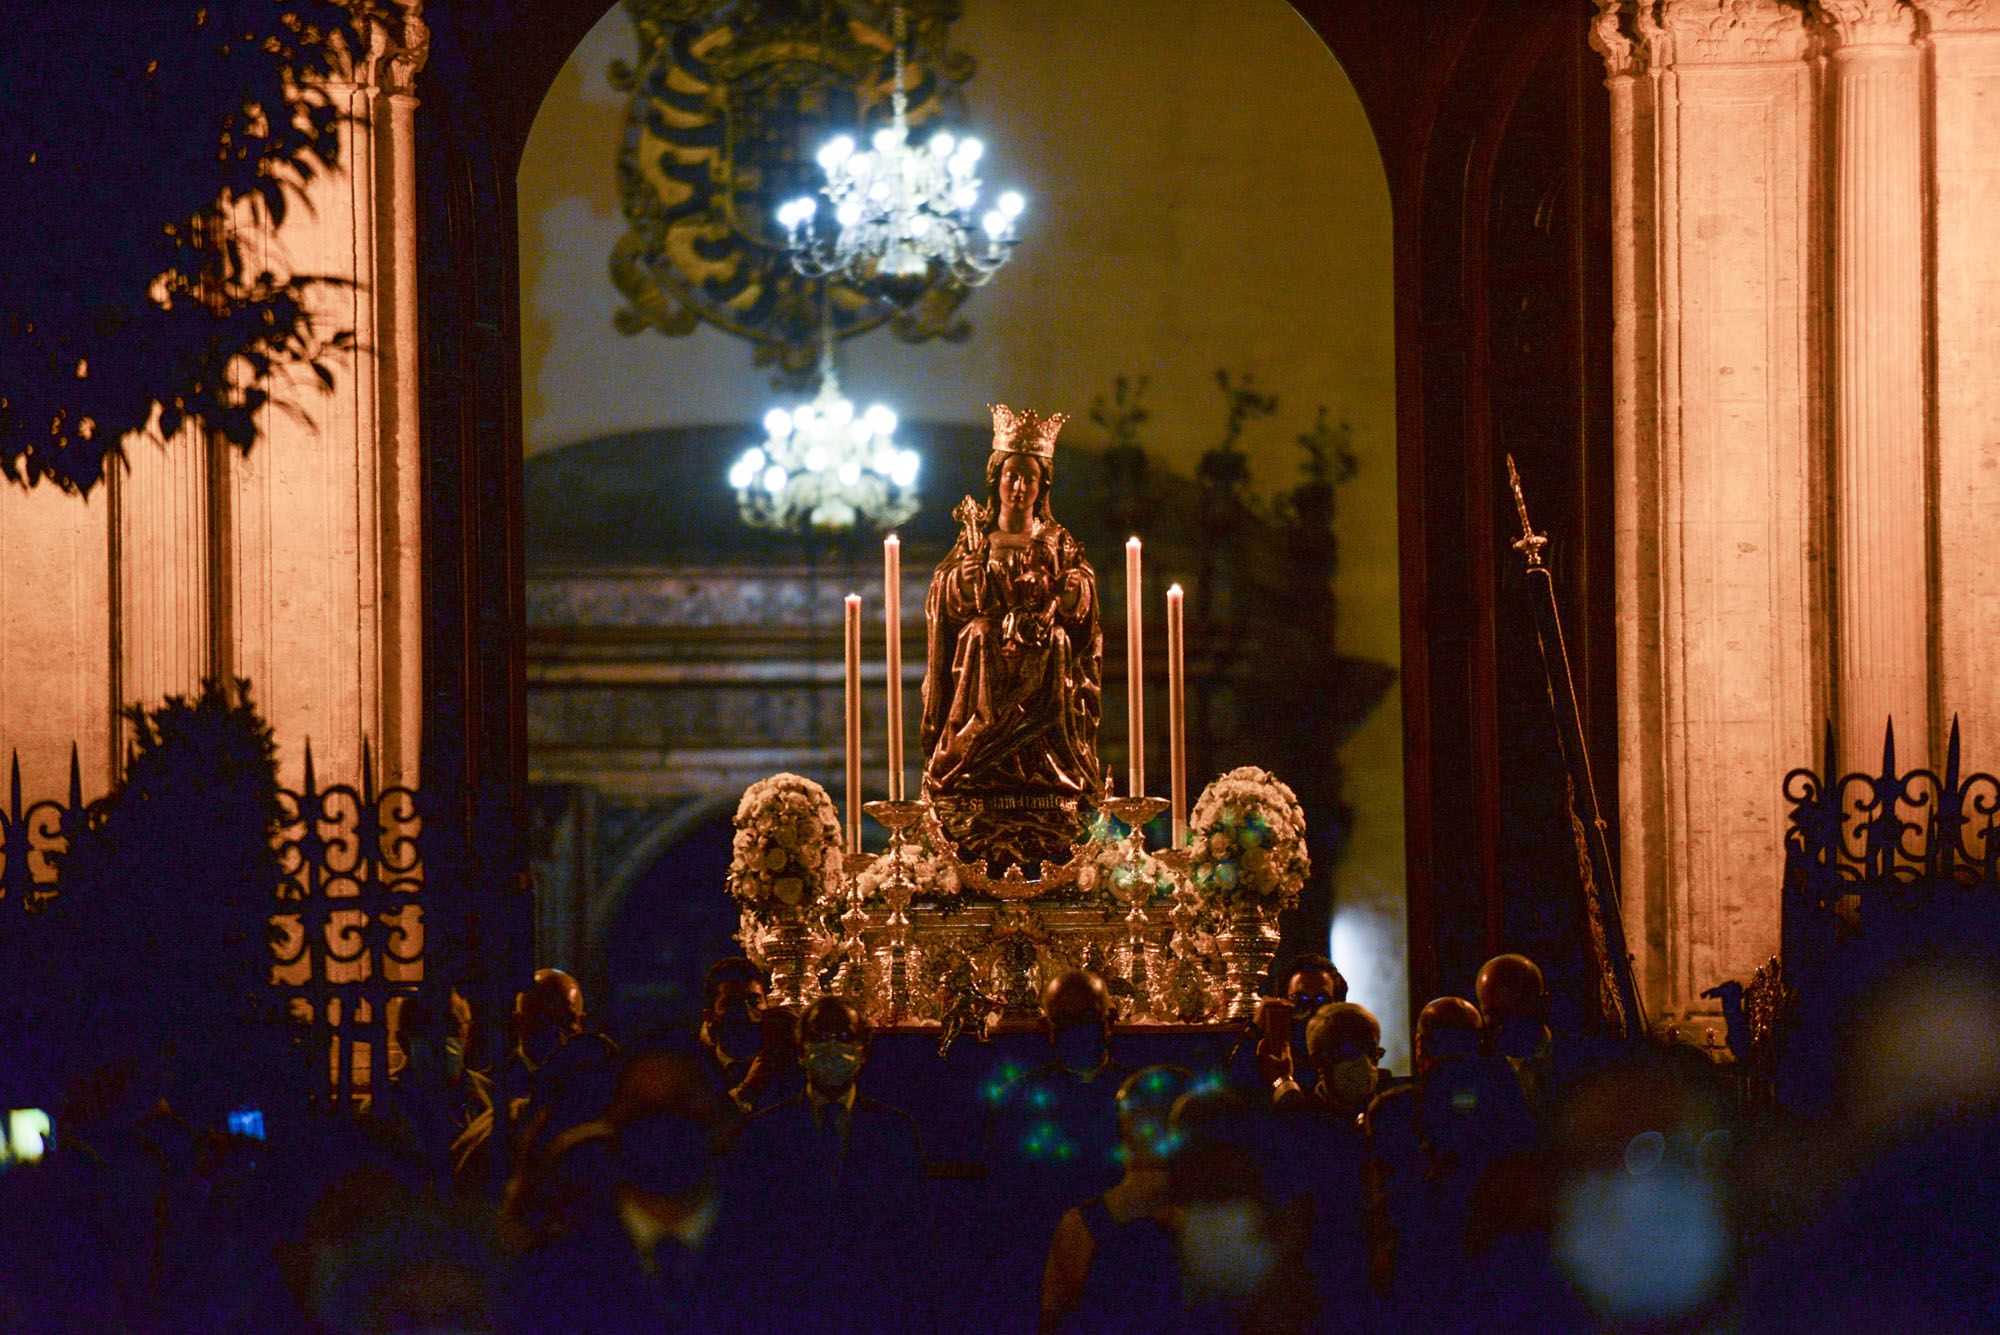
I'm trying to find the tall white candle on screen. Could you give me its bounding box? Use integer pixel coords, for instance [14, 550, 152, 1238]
[1168, 583, 1186, 847]
[1126, 536, 1143, 798]
[884, 534, 904, 802]
[844, 593, 862, 853]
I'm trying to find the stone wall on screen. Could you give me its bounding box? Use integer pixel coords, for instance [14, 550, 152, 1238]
[1594, 0, 2000, 1027]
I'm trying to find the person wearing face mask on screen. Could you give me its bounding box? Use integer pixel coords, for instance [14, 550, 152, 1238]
[1166, 1088, 1320, 1333]
[1256, 954, 1349, 1105]
[1038, 1064, 1193, 1332]
[375, 991, 482, 1190]
[720, 997, 925, 1331]
[979, 970, 1131, 1328]
[1306, 1003, 1391, 1124]
[696, 957, 790, 1113]
[1477, 953, 1556, 1116]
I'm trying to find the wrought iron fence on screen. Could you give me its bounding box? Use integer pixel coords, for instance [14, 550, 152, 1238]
[0, 740, 425, 1109]
[1783, 717, 2000, 897]
[1771, 717, 2000, 1107]
[272, 742, 425, 1109]
[0, 747, 100, 915]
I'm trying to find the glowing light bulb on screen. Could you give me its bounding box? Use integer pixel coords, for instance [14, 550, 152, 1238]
[959, 137, 984, 164]
[981, 211, 1007, 238]
[794, 405, 819, 431]
[929, 131, 956, 158]
[837, 201, 863, 227]
[838, 460, 863, 486]
[891, 450, 921, 488]
[997, 191, 1025, 219]
[817, 135, 855, 170]
[762, 465, 788, 495]
[865, 405, 897, 436]
[953, 186, 979, 211]
[827, 398, 854, 427]
[872, 126, 901, 152]
[763, 408, 792, 439]
[804, 446, 828, 472]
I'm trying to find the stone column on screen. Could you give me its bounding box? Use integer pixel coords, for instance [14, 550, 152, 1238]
[1921, 0, 2000, 768]
[1596, 0, 1826, 1027]
[1591, 6, 1667, 1017]
[225, 5, 427, 788]
[1820, 0, 1933, 769]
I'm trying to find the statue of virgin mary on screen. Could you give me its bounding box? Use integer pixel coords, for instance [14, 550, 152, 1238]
[920, 405, 1103, 872]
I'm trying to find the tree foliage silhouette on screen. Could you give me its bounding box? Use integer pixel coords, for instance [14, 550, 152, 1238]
[4, 682, 293, 1113]
[0, 2, 378, 494]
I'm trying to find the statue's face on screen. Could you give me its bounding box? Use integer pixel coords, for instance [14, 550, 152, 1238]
[997, 454, 1042, 516]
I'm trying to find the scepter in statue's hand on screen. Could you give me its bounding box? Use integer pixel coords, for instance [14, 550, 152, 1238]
[951, 496, 986, 555]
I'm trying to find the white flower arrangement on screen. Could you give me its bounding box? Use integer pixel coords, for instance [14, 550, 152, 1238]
[1185, 766, 1310, 910]
[728, 772, 843, 912]
[853, 834, 961, 902]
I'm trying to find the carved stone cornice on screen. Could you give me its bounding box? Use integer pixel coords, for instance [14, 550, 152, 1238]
[1914, 0, 2000, 33]
[1815, 0, 1919, 47]
[1645, 0, 1814, 68]
[1592, 0, 1644, 79]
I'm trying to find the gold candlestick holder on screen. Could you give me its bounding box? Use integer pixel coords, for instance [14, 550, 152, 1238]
[829, 848, 874, 1001]
[1097, 795, 1169, 1020]
[864, 798, 929, 1020]
[1099, 794, 1171, 835]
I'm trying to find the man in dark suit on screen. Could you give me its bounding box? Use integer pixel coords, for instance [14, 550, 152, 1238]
[721, 996, 926, 1330]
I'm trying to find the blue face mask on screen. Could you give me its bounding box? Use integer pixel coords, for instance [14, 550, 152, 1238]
[802, 1040, 864, 1091]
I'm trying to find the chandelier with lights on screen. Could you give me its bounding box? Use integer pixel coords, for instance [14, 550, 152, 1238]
[777, 2, 1024, 292]
[728, 329, 920, 532]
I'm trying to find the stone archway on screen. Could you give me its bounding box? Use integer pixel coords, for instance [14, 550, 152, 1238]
[412, 0, 1621, 1033]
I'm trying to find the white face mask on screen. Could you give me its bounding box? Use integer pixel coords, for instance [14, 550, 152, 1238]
[1177, 1200, 1276, 1302]
[1327, 1055, 1378, 1107]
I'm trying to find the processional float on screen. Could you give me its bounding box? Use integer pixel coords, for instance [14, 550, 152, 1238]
[722, 405, 1312, 1043]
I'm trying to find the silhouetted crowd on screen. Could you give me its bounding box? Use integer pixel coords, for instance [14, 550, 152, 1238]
[6, 946, 2000, 1332]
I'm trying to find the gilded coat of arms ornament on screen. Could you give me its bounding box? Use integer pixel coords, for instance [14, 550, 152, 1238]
[609, 0, 977, 379]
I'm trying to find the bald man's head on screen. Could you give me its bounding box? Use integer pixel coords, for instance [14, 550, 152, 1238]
[1042, 969, 1112, 1033]
[1416, 996, 1483, 1074]
[1475, 954, 1547, 1025]
[518, 969, 586, 1042]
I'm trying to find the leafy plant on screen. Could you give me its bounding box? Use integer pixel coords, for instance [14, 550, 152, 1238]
[0, 3, 381, 494]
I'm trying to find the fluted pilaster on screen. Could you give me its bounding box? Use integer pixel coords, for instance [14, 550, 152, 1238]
[1921, 0, 2000, 770]
[1597, 0, 1824, 1029]
[113, 424, 216, 751]
[226, 1, 427, 788]
[1821, 0, 1933, 768]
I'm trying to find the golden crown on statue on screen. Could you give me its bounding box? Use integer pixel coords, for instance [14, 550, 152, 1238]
[988, 403, 1068, 462]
